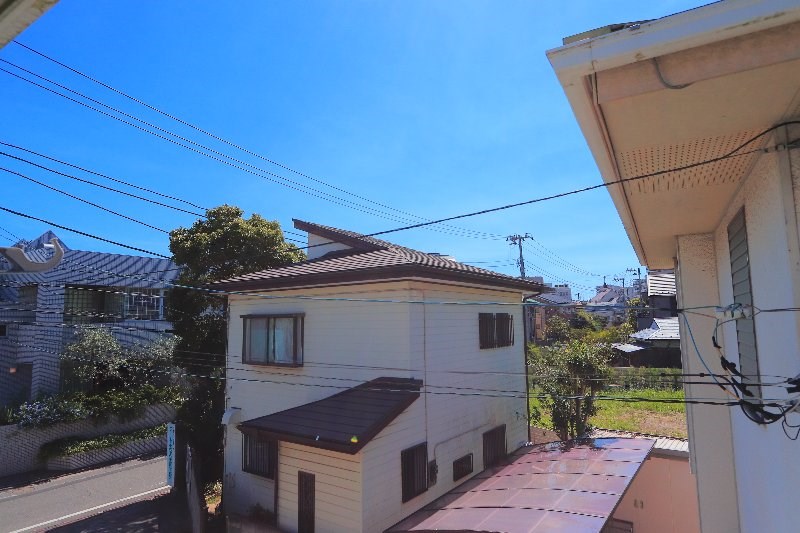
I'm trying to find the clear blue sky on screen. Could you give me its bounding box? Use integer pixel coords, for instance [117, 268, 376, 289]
[0, 0, 704, 295]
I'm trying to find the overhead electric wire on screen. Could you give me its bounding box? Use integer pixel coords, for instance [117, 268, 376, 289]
[0, 205, 169, 258]
[0, 165, 169, 233]
[0, 141, 206, 211]
[10, 41, 504, 242]
[0, 147, 204, 217]
[0, 61, 498, 241]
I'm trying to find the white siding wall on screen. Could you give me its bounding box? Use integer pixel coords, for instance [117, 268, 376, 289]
[277, 442, 362, 533]
[224, 279, 528, 532]
[224, 283, 414, 516]
[361, 284, 528, 533]
[709, 144, 800, 532]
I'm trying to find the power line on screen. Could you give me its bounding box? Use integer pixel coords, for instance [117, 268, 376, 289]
[0, 146, 204, 216]
[10, 41, 504, 242]
[0, 165, 169, 233]
[0, 205, 169, 258]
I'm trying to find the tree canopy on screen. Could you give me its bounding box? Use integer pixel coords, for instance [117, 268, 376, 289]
[167, 205, 304, 485]
[167, 205, 305, 362]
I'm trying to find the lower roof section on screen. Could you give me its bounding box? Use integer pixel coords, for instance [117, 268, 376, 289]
[387, 437, 654, 533]
[238, 377, 421, 454]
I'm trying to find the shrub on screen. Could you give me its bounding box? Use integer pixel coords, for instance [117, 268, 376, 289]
[38, 424, 167, 461]
[11, 385, 183, 428]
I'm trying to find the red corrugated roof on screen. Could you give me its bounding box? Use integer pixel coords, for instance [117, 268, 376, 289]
[387, 438, 655, 533]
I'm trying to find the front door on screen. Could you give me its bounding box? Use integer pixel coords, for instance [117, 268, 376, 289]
[298, 471, 315, 533]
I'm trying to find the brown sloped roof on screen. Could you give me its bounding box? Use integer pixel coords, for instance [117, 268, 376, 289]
[238, 377, 421, 454]
[215, 220, 546, 293]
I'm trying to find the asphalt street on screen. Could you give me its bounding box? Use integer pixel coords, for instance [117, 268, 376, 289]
[0, 455, 170, 532]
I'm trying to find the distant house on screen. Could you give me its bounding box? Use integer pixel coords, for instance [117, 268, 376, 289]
[549, 1, 800, 530]
[214, 220, 549, 532]
[0, 232, 178, 406]
[622, 317, 681, 368]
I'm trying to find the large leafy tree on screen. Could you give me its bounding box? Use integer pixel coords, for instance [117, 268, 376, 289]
[167, 205, 304, 484]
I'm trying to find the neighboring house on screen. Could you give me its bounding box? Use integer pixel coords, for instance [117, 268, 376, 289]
[215, 220, 546, 533]
[618, 317, 681, 368]
[637, 270, 678, 330]
[549, 1, 800, 530]
[585, 284, 625, 324]
[527, 292, 574, 343]
[0, 232, 178, 405]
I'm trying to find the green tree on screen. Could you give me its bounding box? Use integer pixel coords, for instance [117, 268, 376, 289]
[61, 328, 177, 392]
[529, 340, 612, 440]
[545, 314, 570, 344]
[167, 205, 304, 485]
[626, 296, 646, 331]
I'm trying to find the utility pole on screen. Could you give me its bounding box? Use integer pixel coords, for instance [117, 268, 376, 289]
[626, 267, 642, 297]
[613, 276, 627, 303]
[506, 234, 532, 279]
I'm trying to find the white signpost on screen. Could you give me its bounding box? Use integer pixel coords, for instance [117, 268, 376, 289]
[166, 422, 176, 487]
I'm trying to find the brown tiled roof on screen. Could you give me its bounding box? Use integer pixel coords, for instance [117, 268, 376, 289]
[238, 377, 421, 454]
[215, 220, 546, 292]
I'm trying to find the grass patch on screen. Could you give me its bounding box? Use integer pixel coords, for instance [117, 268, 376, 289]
[590, 388, 687, 438]
[39, 423, 167, 461]
[530, 387, 688, 439]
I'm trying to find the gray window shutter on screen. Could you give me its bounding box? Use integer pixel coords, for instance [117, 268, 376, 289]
[727, 209, 760, 397]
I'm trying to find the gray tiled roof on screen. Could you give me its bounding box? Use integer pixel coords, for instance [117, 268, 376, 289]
[215, 220, 546, 292]
[631, 317, 680, 341]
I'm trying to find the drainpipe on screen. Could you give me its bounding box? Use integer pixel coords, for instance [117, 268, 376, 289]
[522, 297, 532, 443]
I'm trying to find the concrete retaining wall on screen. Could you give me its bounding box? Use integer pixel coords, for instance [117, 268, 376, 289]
[0, 404, 175, 477]
[45, 434, 167, 472]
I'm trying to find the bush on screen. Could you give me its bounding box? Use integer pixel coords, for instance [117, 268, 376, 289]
[11, 385, 183, 428]
[38, 423, 167, 461]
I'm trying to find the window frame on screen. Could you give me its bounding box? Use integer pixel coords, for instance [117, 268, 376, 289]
[479, 312, 514, 349]
[241, 313, 305, 367]
[242, 432, 277, 479]
[401, 442, 428, 503]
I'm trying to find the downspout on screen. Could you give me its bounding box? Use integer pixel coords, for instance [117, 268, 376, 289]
[522, 297, 532, 443]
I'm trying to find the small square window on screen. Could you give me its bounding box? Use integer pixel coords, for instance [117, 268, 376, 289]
[242, 433, 277, 479]
[453, 453, 473, 481]
[243, 314, 304, 366]
[0, 324, 6, 337]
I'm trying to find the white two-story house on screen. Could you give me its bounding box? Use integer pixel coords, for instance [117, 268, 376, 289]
[215, 220, 544, 533]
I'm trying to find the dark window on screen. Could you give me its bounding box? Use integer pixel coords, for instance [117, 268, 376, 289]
[483, 425, 506, 468]
[401, 442, 428, 502]
[0, 324, 6, 337]
[242, 433, 277, 479]
[479, 313, 514, 349]
[727, 209, 760, 399]
[452, 453, 473, 481]
[243, 314, 304, 366]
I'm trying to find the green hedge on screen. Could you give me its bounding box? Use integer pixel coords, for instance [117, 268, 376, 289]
[11, 385, 183, 428]
[39, 423, 167, 461]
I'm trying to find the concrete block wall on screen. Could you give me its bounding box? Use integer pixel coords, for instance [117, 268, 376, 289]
[0, 404, 175, 477]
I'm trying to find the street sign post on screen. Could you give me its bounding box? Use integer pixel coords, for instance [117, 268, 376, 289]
[166, 422, 176, 487]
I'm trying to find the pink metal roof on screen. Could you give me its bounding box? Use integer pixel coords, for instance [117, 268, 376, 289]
[387, 437, 654, 533]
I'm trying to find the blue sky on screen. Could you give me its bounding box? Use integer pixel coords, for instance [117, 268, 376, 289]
[0, 1, 704, 295]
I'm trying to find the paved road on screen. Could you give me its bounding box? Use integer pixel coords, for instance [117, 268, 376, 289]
[0, 455, 170, 532]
